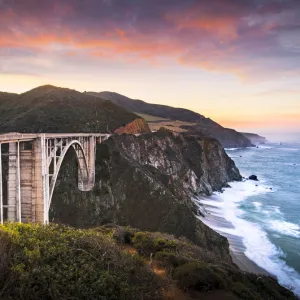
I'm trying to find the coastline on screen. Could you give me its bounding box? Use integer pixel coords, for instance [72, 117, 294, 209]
[194, 193, 272, 277]
[230, 249, 270, 276]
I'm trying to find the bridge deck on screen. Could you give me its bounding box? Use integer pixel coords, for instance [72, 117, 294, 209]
[0, 133, 111, 143]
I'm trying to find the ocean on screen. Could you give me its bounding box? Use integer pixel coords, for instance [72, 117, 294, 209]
[196, 142, 300, 295]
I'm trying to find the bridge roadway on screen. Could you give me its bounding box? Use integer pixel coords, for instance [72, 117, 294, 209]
[0, 132, 111, 224]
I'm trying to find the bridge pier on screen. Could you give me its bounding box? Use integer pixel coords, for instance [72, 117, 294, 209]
[32, 137, 47, 223]
[0, 133, 110, 224]
[20, 147, 33, 222]
[7, 142, 18, 221]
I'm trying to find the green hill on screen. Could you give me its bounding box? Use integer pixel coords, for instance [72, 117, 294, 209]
[0, 85, 139, 133]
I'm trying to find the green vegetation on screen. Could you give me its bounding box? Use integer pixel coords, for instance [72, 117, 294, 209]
[112, 227, 297, 300]
[0, 224, 297, 300]
[0, 85, 139, 133]
[0, 223, 162, 300]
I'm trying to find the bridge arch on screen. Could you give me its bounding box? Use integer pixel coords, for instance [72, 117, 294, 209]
[47, 140, 95, 216]
[0, 133, 106, 224]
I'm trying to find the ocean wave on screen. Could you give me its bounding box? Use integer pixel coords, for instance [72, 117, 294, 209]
[278, 148, 299, 151]
[256, 145, 273, 149]
[253, 202, 262, 210]
[283, 163, 299, 166]
[269, 220, 300, 238]
[197, 180, 300, 295]
[225, 148, 241, 151]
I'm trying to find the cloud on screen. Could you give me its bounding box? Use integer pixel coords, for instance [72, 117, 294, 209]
[1, 0, 300, 79]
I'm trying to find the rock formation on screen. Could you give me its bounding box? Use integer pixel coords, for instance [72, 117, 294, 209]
[50, 129, 241, 262]
[114, 118, 151, 134]
[242, 132, 267, 145]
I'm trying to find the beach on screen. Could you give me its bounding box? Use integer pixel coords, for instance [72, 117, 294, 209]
[195, 196, 271, 276]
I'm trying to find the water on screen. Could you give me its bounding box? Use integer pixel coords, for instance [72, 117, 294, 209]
[199, 143, 300, 294]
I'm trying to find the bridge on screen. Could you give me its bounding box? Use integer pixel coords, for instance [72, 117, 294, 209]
[0, 133, 111, 224]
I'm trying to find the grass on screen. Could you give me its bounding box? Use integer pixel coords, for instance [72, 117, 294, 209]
[134, 112, 171, 122]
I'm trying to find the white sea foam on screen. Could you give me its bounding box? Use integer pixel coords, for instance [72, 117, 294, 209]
[253, 202, 262, 210]
[224, 148, 241, 151]
[197, 180, 300, 295]
[278, 148, 299, 151]
[256, 145, 273, 149]
[269, 220, 300, 238]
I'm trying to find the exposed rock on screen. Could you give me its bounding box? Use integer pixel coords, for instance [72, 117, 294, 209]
[50, 129, 241, 263]
[114, 118, 151, 134]
[249, 175, 258, 181]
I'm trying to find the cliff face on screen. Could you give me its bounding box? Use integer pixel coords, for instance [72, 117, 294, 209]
[50, 129, 241, 263]
[242, 132, 267, 145]
[182, 125, 254, 148]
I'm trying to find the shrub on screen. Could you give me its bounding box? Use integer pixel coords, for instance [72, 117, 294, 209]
[154, 250, 187, 268]
[0, 223, 163, 300]
[132, 232, 177, 256]
[173, 262, 227, 292]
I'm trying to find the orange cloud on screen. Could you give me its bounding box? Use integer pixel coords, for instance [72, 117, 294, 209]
[165, 7, 238, 40]
[1, 0, 299, 82]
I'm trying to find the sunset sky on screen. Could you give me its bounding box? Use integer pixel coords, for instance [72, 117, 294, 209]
[0, 0, 299, 135]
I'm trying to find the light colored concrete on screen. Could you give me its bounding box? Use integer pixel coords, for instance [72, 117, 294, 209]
[7, 142, 17, 221]
[20, 148, 33, 223]
[0, 133, 111, 224]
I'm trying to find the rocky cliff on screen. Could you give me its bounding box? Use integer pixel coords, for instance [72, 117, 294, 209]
[50, 129, 241, 263]
[242, 132, 267, 145]
[114, 118, 151, 134]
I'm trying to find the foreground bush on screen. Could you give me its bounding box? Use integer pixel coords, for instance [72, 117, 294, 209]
[0, 223, 162, 300]
[0, 224, 298, 300]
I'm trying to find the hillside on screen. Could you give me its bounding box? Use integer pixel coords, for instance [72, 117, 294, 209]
[242, 132, 267, 145]
[0, 85, 146, 133]
[0, 223, 296, 300]
[87, 91, 253, 148]
[0, 92, 19, 108]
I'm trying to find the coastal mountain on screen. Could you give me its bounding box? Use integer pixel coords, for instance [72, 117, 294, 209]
[87, 91, 254, 148]
[51, 129, 241, 251]
[0, 85, 295, 298]
[0, 92, 19, 108]
[242, 132, 267, 144]
[0, 85, 149, 134]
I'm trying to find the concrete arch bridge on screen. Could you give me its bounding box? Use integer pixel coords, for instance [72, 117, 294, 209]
[0, 133, 110, 224]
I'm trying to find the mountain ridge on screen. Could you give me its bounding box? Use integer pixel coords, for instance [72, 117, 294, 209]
[0, 86, 144, 134]
[87, 91, 254, 148]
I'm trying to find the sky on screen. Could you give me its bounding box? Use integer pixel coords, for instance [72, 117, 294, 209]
[0, 0, 299, 136]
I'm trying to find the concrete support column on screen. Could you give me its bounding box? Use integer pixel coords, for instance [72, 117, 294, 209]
[20, 147, 33, 223]
[88, 136, 95, 188]
[32, 138, 45, 223]
[7, 142, 17, 221]
[0, 144, 3, 224]
[77, 144, 89, 191]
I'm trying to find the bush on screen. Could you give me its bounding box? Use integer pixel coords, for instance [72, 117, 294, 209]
[173, 262, 227, 292]
[231, 282, 261, 300]
[154, 250, 187, 268]
[0, 223, 163, 300]
[132, 232, 177, 256]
